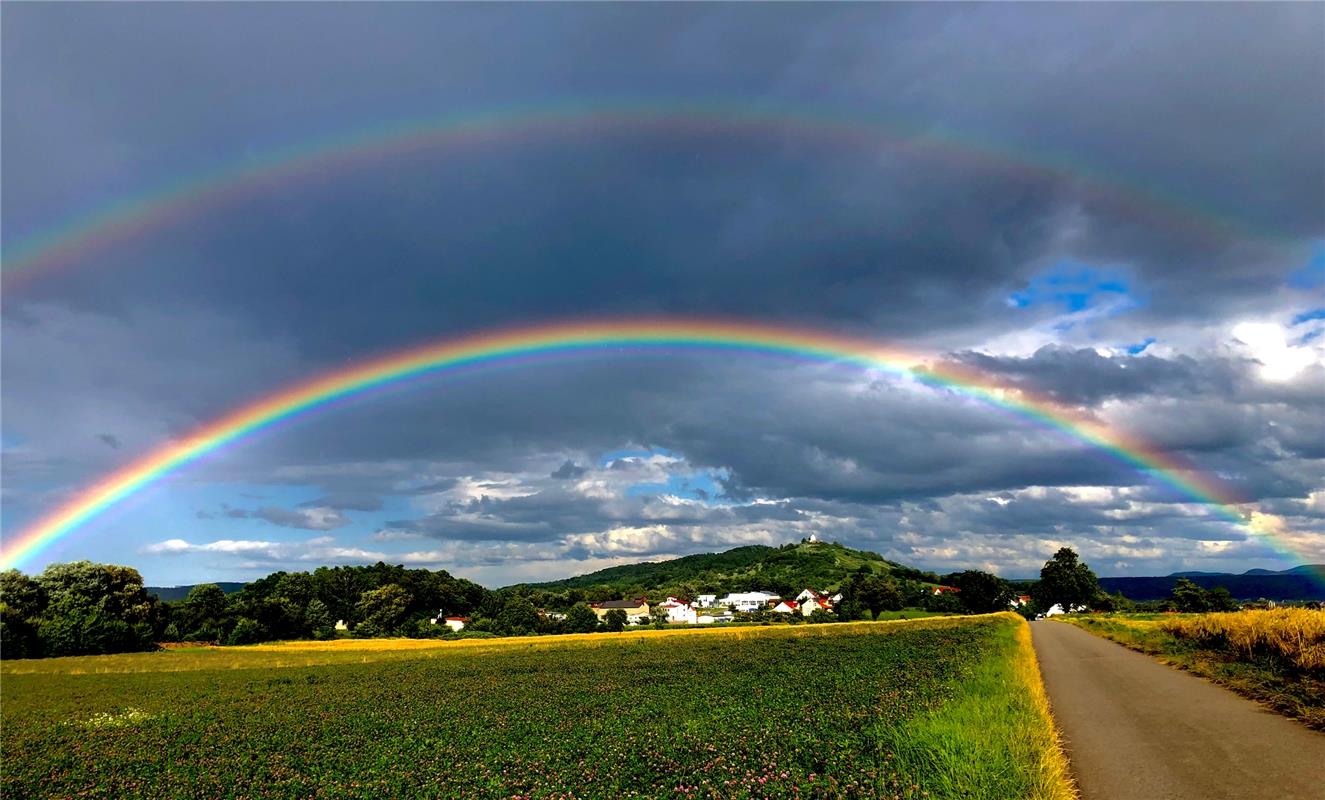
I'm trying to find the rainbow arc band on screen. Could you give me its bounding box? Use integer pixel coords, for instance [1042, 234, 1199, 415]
[3, 318, 1301, 574]
[1, 100, 1281, 286]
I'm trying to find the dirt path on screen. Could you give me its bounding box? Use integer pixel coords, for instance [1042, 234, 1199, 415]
[1031, 620, 1324, 800]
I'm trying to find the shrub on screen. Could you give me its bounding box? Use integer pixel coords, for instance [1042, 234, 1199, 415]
[225, 618, 265, 646]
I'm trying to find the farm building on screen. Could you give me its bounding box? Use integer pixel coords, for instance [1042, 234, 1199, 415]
[590, 598, 651, 623]
[717, 591, 780, 612]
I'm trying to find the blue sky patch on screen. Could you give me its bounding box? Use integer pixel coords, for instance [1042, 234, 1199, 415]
[1008, 261, 1141, 315]
[1125, 337, 1157, 355]
[1287, 243, 1325, 290]
[625, 467, 726, 502]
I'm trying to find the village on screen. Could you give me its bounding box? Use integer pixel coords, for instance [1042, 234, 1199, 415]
[423, 584, 1036, 632]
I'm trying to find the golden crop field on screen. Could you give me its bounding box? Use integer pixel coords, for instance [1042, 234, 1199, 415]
[1159, 608, 1325, 672]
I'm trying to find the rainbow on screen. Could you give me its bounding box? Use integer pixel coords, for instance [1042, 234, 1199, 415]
[1, 318, 1297, 573]
[1, 99, 1281, 285]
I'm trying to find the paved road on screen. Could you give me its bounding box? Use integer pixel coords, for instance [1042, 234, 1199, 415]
[1031, 620, 1325, 800]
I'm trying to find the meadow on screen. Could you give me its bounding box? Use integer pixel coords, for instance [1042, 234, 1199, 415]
[1059, 609, 1325, 729]
[1, 614, 1072, 800]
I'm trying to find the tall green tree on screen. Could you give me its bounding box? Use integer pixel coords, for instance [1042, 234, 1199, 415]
[603, 608, 627, 632]
[30, 562, 162, 656]
[354, 584, 412, 635]
[1032, 548, 1100, 612]
[494, 595, 540, 636]
[945, 570, 1013, 614]
[178, 583, 230, 641]
[0, 571, 46, 659]
[305, 598, 336, 640]
[566, 603, 599, 633]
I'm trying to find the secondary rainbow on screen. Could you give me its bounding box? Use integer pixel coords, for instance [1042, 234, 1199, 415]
[2, 318, 1288, 572]
[1, 99, 1278, 286]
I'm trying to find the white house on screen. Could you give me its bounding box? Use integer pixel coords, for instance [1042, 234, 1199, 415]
[442, 616, 468, 632]
[719, 591, 780, 612]
[657, 597, 698, 624]
[795, 589, 825, 604]
[1009, 595, 1032, 609]
[801, 597, 834, 617]
[771, 600, 800, 614]
[696, 594, 717, 608]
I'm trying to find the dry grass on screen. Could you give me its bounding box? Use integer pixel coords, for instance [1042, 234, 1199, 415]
[1159, 609, 1325, 673]
[1010, 616, 1078, 800]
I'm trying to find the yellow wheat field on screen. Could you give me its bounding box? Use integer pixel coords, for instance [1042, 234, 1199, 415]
[1159, 608, 1325, 673]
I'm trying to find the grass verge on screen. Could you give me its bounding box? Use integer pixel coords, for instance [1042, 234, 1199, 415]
[876, 613, 1075, 800]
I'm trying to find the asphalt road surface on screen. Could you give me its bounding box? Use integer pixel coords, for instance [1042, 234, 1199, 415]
[1031, 620, 1325, 800]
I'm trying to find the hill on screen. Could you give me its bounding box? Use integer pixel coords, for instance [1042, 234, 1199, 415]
[506, 541, 927, 596]
[1099, 570, 1325, 602]
[146, 582, 246, 601]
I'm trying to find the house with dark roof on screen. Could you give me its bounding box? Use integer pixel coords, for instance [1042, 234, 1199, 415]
[589, 598, 651, 623]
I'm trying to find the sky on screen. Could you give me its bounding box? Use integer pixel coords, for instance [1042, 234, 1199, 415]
[2, 4, 1322, 587]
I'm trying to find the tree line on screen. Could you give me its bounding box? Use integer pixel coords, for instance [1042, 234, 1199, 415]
[0, 548, 1252, 660]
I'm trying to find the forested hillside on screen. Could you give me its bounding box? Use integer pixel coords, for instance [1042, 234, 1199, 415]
[506, 540, 935, 599]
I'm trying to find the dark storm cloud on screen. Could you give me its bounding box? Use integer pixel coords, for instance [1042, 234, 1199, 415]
[4, 4, 1320, 341]
[550, 460, 587, 480]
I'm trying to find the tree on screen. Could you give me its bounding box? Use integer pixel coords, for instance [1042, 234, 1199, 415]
[946, 570, 1013, 614]
[354, 584, 412, 635]
[31, 562, 161, 656]
[1169, 579, 1237, 613]
[226, 617, 264, 645]
[305, 598, 336, 640]
[178, 583, 230, 640]
[1033, 548, 1099, 612]
[566, 603, 599, 633]
[494, 595, 540, 636]
[603, 608, 627, 632]
[1170, 578, 1210, 612]
[0, 570, 46, 659]
[0, 570, 47, 620]
[1207, 586, 1239, 612]
[842, 574, 903, 617]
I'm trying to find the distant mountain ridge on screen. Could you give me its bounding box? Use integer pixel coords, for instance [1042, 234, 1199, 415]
[1100, 565, 1325, 602]
[146, 582, 246, 601]
[1168, 565, 1325, 579]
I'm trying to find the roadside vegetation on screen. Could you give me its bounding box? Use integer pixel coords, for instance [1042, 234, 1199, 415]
[2, 614, 1073, 800]
[1059, 609, 1325, 729]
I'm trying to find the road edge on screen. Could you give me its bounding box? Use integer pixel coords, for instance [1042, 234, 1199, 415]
[1016, 617, 1079, 800]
